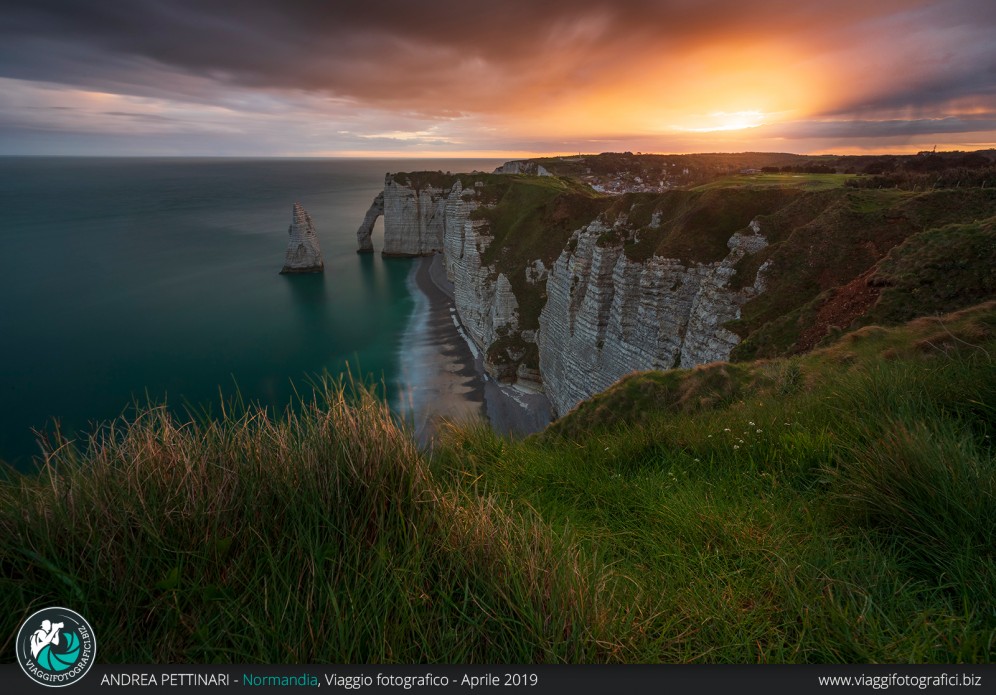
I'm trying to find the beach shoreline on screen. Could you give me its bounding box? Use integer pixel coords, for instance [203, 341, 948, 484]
[399, 254, 552, 445]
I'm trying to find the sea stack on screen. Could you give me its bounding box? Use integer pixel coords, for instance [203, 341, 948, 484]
[280, 202, 324, 273]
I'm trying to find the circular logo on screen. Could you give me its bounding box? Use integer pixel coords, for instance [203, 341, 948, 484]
[16, 607, 96, 687]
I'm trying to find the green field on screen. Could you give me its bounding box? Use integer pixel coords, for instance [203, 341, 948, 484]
[693, 173, 857, 192]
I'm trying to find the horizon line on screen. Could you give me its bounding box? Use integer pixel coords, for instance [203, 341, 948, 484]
[3, 147, 995, 160]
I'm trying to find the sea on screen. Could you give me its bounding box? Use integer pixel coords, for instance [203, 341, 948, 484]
[0, 157, 503, 471]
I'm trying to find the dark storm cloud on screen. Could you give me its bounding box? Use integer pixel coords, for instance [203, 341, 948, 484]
[0, 0, 971, 112]
[2, 0, 996, 153]
[822, 74, 996, 120]
[815, 0, 996, 119]
[756, 115, 996, 140]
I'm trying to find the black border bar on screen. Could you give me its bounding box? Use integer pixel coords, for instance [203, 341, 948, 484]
[0, 664, 991, 695]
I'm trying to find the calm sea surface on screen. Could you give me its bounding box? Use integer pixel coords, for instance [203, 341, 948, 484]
[0, 157, 502, 469]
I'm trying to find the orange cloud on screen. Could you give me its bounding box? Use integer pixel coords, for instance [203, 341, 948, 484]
[1, 1, 994, 155]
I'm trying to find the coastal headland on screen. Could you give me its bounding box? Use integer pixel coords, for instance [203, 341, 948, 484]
[365, 150, 996, 430]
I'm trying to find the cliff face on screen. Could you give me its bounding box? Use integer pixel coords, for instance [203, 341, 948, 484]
[364, 174, 772, 416]
[436, 182, 523, 366]
[538, 218, 770, 415]
[493, 160, 551, 176]
[359, 175, 536, 382]
[382, 175, 449, 256]
[281, 202, 324, 273]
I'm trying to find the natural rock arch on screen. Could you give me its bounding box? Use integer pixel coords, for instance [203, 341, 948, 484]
[355, 191, 383, 253]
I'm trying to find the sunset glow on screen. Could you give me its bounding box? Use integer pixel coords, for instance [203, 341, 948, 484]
[0, 1, 993, 156]
[677, 111, 769, 133]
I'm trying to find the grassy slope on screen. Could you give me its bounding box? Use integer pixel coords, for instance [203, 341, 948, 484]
[726, 187, 996, 360]
[863, 215, 996, 326]
[3, 305, 993, 663]
[525, 152, 823, 183]
[437, 302, 996, 662]
[0, 384, 615, 663]
[600, 187, 801, 264]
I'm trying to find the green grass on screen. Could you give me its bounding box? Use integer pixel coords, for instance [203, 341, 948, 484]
[726, 188, 915, 345]
[862, 215, 996, 327]
[3, 304, 993, 663]
[602, 187, 800, 264]
[434, 302, 996, 662]
[728, 187, 996, 360]
[692, 173, 856, 192]
[0, 381, 617, 663]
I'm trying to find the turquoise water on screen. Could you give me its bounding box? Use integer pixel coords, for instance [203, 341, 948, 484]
[0, 157, 501, 469]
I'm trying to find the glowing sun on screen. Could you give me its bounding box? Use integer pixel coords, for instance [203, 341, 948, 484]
[678, 110, 768, 133]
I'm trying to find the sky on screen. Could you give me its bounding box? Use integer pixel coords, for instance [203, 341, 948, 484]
[1, 0, 995, 157]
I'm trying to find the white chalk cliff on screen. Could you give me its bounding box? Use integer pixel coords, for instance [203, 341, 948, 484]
[360, 175, 772, 417]
[493, 161, 552, 176]
[382, 176, 449, 256]
[281, 202, 324, 273]
[537, 219, 770, 415]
